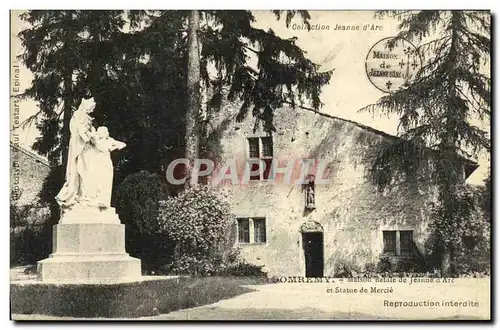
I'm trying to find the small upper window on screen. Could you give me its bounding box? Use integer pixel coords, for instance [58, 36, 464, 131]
[248, 138, 260, 158]
[261, 137, 273, 158]
[247, 136, 274, 181]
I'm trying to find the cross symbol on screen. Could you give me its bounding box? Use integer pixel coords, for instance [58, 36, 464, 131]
[386, 80, 393, 90]
[399, 59, 405, 68]
[411, 59, 418, 69]
[403, 46, 413, 55]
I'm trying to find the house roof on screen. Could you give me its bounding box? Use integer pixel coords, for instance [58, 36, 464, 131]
[296, 105, 479, 179]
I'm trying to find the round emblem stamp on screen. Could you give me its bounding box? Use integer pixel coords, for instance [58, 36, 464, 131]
[365, 37, 422, 93]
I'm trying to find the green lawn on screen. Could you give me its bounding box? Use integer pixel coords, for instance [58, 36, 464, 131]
[11, 276, 267, 319]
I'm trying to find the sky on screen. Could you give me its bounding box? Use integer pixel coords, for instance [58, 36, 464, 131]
[10, 10, 490, 185]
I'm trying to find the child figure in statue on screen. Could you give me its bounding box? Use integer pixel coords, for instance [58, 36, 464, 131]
[78, 126, 126, 209]
[94, 126, 126, 208]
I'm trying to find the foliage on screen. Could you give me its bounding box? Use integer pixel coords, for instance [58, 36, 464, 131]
[216, 247, 267, 277]
[376, 256, 394, 274]
[218, 262, 268, 278]
[425, 185, 490, 275]
[116, 170, 170, 235]
[158, 185, 234, 275]
[452, 238, 490, 275]
[10, 202, 50, 266]
[198, 10, 332, 133]
[18, 10, 333, 214]
[477, 171, 491, 221]
[395, 256, 423, 273]
[333, 259, 362, 278]
[361, 11, 490, 274]
[115, 171, 172, 272]
[18, 11, 127, 166]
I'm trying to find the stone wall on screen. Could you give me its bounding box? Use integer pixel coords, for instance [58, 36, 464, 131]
[10, 143, 50, 207]
[209, 101, 436, 276]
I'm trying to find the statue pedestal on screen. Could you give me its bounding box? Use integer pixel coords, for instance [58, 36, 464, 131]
[37, 206, 141, 283]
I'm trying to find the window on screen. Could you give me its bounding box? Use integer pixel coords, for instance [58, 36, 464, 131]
[261, 137, 273, 157]
[383, 230, 414, 256]
[253, 218, 267, 243]
[383, 231, 397, 254]
[399, 231, 413, 256]
[237, 219, 250, 243]
[247, 136, 273, 181]
[248, 138, 260, 158]
[236, 218, 267, 244]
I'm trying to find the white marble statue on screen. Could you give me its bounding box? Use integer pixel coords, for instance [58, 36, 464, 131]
[56, 100, 126, 209]
[80, 126, 126, 208]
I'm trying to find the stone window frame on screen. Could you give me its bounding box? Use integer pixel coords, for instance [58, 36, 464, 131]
[236, 217, 267, 245]
[246, 135, 274, 181]
[381, 229, 415, 257]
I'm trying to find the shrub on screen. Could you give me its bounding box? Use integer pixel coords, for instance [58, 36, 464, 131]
[10, 202, 50, 266]
[115, 171, 172, 273]
[426, 185, 490, 276]
[333, 259, 362, 278]
[169, 252, 224, 276]
[158, 185, 234, 276]
[219, 262, 268, 278]
[216, 248, 267, 278]
[395, 256, 422, 273]
[376, 256, 393, 273]
[452, 238, 490, 275]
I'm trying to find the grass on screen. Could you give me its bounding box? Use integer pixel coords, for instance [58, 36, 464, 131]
[11, 276, 266, 319]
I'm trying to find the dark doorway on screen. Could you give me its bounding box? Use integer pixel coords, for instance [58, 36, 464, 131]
[303, 232, 324, 277]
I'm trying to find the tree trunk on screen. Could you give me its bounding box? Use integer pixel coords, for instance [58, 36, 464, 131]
[441, 249, 451, 277]
[60, 69, 74, 172]
[437, 12, 460, 277]
[183, 10, 201, 189]
[54, 70, 74, 225]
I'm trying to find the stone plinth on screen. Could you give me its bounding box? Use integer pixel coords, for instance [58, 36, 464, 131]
[37, 206, 141, 283]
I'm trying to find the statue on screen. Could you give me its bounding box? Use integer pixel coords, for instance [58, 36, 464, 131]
[38, 98, 141, 283]
[56, 99, 126, 209]
[306, 186, 315, 208]
[81, 126, 126, 208]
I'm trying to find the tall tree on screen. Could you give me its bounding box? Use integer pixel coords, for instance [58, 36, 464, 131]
[184, 10, 201, 188]
[18, 10, 332, 198]
[362, 11, 490, 276]
[18, 11, 124, 225]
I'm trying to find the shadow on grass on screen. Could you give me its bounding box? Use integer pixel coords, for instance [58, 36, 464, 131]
[11, 276, 266, 319]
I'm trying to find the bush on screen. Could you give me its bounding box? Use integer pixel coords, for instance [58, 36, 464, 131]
[395, 256, 422, 273]
[169, 252, 224, 276]
[218, 262, 268, 278]
[115, 171, 172, 273]
[158, 185, 233, 276]
[376, 256, 393, 273]
[333, 259, 363, 278]
[426, 185, 490, 276]
[452, 238, 490, 275]
[10, 202, 50, 266]
[216, 248, 267, 278]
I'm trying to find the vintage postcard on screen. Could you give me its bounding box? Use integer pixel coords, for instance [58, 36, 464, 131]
[10, 10, 491, 321]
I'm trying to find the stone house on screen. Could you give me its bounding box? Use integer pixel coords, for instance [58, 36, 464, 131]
[208, 102, 477, 277]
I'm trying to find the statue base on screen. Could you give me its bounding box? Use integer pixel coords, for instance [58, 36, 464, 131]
[37, 206, 141, 283]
